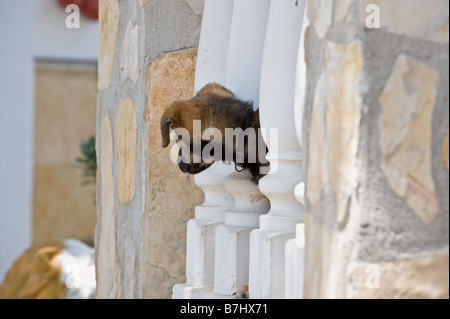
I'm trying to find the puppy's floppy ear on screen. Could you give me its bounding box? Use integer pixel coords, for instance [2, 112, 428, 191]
[161, 118, 175, 148]
[160, 101, 199, 148]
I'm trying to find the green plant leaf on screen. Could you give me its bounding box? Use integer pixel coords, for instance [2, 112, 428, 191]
[75, 135, 97, 188]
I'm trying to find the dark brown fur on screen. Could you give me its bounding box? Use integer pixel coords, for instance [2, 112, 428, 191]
[160, 83, 268, 183]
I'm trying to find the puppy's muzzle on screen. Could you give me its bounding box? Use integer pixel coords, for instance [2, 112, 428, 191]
[177, 141, 214, 175]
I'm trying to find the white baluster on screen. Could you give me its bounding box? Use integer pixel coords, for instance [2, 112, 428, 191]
[285, 223, 305, 298]
[191, 166, 235, 283]
[212, 0, 271, 296]
[224, 0, 271, 104]
[285, 5, 309, 299]
[214, 171, 269, 295]
[172, 0, 235, 299]
[250, 0, 306, 299]
[172, 164, 234, 298]
[194, 0, 235, 91]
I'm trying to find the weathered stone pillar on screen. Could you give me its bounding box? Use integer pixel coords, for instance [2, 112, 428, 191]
[303, 0, 449, 298]
[96, 0, 204, 299]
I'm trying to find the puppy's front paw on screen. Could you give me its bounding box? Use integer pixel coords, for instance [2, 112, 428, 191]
[233, 284, 249, 298]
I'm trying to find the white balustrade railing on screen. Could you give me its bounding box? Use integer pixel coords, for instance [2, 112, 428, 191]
[173, 0, 308, 299]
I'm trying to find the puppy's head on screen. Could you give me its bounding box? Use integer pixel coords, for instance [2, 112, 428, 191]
[161, 83, 235, 148]
[160, 99, 213, 174]
[160, 83, 268, 182]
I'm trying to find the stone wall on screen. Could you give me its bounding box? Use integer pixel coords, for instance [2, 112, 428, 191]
[303, 0, 449, 298]
[96, 0, 204, 298]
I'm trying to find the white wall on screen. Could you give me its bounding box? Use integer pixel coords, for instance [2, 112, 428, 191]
[0, 0, 35, 281]
[33, 0, 99, 61]
[0, 0, 99, 282]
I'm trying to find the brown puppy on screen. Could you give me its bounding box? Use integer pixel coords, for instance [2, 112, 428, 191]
[160, 83, 268, 183]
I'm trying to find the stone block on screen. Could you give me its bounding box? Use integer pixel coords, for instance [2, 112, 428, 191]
[120, 22, 140, 85]
[96, 115, 121, 298]
[303, 214, 346, 299]
[325, 40, 363, 225]
[116, 98, 137, 203]
[379, 54, 440, 224]
[306, 40, 363, 226]
[98, 0, 120, 90]
[349, 248, 449, 298]
[306, 73, 328, 207]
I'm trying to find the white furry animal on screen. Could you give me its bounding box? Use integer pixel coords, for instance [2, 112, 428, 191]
[0, 239, 96, 299]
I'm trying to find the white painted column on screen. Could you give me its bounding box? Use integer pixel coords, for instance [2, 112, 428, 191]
[224, 0, 271, 104]
[249, 0, 306, 299]
[172, 0, 235, 299]
[0, 0, 34, 282]
[194, 0, 235, 92]
[172, 164, 234, 298]
[285, 6, 310, 299]
[212, 0, 271, 296]
[214, 172, 269, 295]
